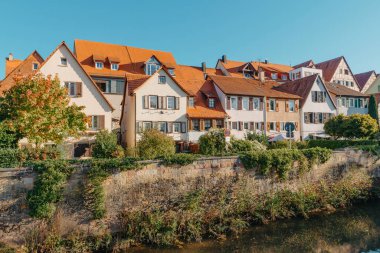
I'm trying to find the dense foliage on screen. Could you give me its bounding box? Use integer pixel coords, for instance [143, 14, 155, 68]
[324, 114, 378, 139]
[307, 139, 378, 150]
[368, 95, 379, 123]
[137, 129, 175, 160]
[27, 160, 73, 218]
[0, 149, 22, 168]
[0, 75, 86, 147]
[161, 153, 199, 166]
[240, 148, 332, 179]
[199, 128, 227, 155]
[245, 132, 269, 145]
[92, 130, 124, 158]
[229, 138, 266, 153]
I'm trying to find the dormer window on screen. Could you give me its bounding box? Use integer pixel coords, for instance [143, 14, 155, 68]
[271, 73, 278, 79]
[32, 63, 38, 70]
[188, 97, 195, 107]
[95, 62, 104, 69]
[208, 98, 215, 108]
[145, 57, 161, 75]
[111, 63, 119, 71]
[168, 69, 175, 76]
[243, 72, 251, 78]
[61, 57, 67, 66]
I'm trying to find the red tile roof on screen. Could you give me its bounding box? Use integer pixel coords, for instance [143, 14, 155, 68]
[325, 82, 369, 98]
[251, 61, 293, 74]
[354, 71, 376, 90]
[5, 58, 23, 76]
[209, 75, 301, 99]
[292, 60, 315, 69]
[314, 56, 343, 82]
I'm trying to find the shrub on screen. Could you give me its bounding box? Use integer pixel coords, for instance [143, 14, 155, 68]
[325, 114, 378, 139]
[0, 124, 20, 149]
[137, 129, 175, 160]
[199, 128, 226, 155]
[0, 149, 21, 168]
[27, 160, 73, 218]
[161, 153, 199, 166]
[245, 132, 269, 146]
[268, 140, 291, 149]
[229, 139, 266, 153]
[301, 147, 332, 165]
[92, 130, 124, 158]
[307, 139, 378, 150]
[21, 146, 62, 161]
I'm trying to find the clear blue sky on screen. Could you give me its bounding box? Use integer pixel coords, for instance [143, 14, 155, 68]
[1, 0, 379, 79]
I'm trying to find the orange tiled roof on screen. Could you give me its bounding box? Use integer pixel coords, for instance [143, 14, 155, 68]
[126, 73, 150, 95]
[251, 61, 293, 74]
[74, 39, 177, 77]
[5, 58, 23, 76]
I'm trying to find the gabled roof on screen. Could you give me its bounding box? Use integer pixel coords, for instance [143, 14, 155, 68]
[325, 82, 369, 98]
[314, 56, 344, 82]
[292, 60, 315, 69]
[354, 70, 376, 90]
[40, 41, 114, 111]
[276, 74, 336, 108]
[74, 39, 177, 77]
[209, 75, 301, 99]
[5, 58, 23, 76]
[251, 61, 293, 74]
[217, 59, 250, 77]
[0, 50, 44, 94]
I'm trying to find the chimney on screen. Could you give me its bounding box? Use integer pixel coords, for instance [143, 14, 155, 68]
[258, 68, 265, 82]
[201, 62, 206, 73]
[7, 53, 13, 61]
[222, 55, 227, 63]
[264, 59, 268, 64]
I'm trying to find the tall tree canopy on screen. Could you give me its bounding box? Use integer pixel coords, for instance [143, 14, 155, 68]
[0, 75, 86, 146]
[368, 95, 379, 124]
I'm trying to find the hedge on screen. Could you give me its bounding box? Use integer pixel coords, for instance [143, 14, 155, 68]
[306, 139, 379, 150]
[0, 149, 21, 168]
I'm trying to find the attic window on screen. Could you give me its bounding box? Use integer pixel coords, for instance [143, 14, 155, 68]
[158, 76, 166, 84]
[111, 63, 119, 71]
[271, 73, 278, 79]
[145, 57, 161, 75]
[95, 62, 103, 69]
[208, 98, 215, 108]
[32, 63, 38, 70]
[61, 57, 67, 66]
[243, 72, 251, 78]
[344, 69, 349, 75]
[188, 97, 195, 107]
[168, 69, 175, 76]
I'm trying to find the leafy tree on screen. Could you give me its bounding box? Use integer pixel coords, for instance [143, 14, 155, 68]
[0, 75, 86, 147]
[137, 129, 175, 159]
[368, 95, 379, 124]
[199, 128, 226, 155]
[343, 114, 378, 139]
[92, 130, 124, 158]
[324, 114, 346, 139]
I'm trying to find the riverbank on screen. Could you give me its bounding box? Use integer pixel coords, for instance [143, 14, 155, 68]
[0, 149, 379, 251]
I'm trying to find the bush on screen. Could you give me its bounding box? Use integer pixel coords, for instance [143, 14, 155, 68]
[0, 124, 20, 149]
[245, 132, 269, 146]
[229, 139, 266, 153]
[0, 149, 21, 168]
[325, 114, 378, 139]
[92, 130, 124, 158]
[27, 160, 73, 218]
[21, 146, 62, 161]
[307, 139, 378, 150]
[199, 129, 226, 155]
[161, 153, 199, 166]
[137, 129, 175, 160]
[301, 147, 332, 165]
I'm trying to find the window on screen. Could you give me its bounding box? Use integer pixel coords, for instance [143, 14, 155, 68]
[205, 120, 211, 131]
[269, 99, 276, 111]
[192, 119, 200, 131]
[318, 113, 323, 123]
[143, 122, 152, 131]
[95, 62, 103, 69]
[244, 122, 249, 130]
[288, 100, 295, 112]
[346, 81, 350, 86]
[244, 72, 251, 78]
[231, 96, 238, 110]
[341, 97, 347, 107]
[60, 57, 67, 66]
[253, 98, 260, 110]
[149, 96, 158, 109]
[173, 122, 181, 133]
[311, 91, 327, 103]
[271, 73, 278, 79]
[167, 96, 175, 110]
[216, 119, 223, 128]
[281, 74, 288, 81]
[188, 97, 195, 107]
[111, 63, 119, 70]
[145, 57, 161, 75]
[242, 97, 249, 110]
[351, 82, 354, 87]
[158, 76, 166, 84]
[168, 69, 175, 76]
[66, 82, 77, 97]
[344, 69, 349, 75]
[232, 122, 238, 130]
[209, 98, 215, 108]
[96, 79, 124, 94]
[88, 115, 103, 130]
[158, 122, 166, 133]
[280, 122, 286, 131]
[32, 63, 38, 70]
[269, 122, 275, 131]
[349, 98, 354, 107]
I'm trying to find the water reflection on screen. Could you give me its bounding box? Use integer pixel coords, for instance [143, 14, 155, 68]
[129, 201, 380, 253]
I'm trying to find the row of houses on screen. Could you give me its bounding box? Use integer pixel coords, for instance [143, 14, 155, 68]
[1, 40, 377, 152]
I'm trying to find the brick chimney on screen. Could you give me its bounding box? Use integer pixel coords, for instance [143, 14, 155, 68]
[222, 55, 227, 63]
[201, 62, 206, 73]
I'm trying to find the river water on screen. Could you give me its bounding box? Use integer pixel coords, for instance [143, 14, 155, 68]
[129, 201, 380, 253]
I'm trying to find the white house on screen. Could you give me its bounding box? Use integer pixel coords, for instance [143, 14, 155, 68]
[289, 67, 322, 81]
[39, 42, 114, 132]
[278, 74, 336, 140]
[120, 68, 189, 148]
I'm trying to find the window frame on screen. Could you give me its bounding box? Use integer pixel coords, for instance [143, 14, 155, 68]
[167, 96, 175, 110]
[173, 122, 181, 133]
[230, 96, 238, 110]
[288, 100, 295, 112]
[158, 76, 166, 84]
[188, 97, 195, 107]
[149, 95, 158, 109]
[269, 99, 276, 111]
[95, 61, 104, 69]
[242, 97, 249, 110]
[208, 98, 215, 108]
[111, 63, 119, 71]
[60, 57, 67, 66]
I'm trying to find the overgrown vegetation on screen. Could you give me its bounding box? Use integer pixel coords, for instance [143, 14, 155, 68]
[307, 139, 378, 150]
[27, 160, 74, 218]
[161, 153, 199, 166]
[240, 148, 332, 179]
[229, 138, 266, 153]
[92, 130, 124, 158]
[199, 128, 227, 155]
[137, 129, 175, 160]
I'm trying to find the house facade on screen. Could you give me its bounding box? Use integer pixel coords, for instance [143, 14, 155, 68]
[39, 42, 114, 132]
[278, 74, 336, 140]
[354, 70, 377, 93]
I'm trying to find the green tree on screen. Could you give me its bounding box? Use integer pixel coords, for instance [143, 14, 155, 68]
[343, 114, 378, 139]
[92, 130, 124, 158]
[368, 95, 379, 124]
[137, 129, 175, 159]
[0, 75, 86, 147]
[324, 114, 346, 139]
[199, 128, 226, 155]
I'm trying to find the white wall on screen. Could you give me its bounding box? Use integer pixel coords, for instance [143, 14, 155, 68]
[301, 77, 336, 139]
[289, 67, 322, 80]
[39, 45, 113, 131]
[330, 59, 360, 91]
